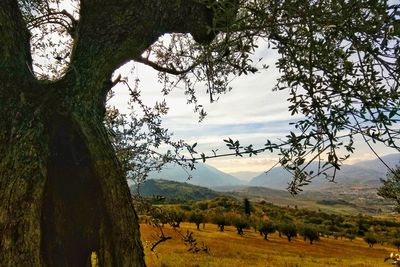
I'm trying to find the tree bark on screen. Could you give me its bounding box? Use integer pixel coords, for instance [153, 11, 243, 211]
[0, 0, 217, 266]
[0, 90, 146, 266]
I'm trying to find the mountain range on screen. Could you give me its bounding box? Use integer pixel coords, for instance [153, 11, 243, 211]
[146, 153, 399, 191]
[147, 162, 244, 188]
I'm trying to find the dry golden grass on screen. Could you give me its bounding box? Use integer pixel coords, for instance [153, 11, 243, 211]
[141, 222, 395, 267]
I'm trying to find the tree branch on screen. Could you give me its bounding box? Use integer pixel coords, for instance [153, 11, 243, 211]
[135, 56, 198, 75]
[67, 0, 219, 113]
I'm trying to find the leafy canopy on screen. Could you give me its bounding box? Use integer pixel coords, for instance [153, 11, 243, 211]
[20, 0, 400, 193]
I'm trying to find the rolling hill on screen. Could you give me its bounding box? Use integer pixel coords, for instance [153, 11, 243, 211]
[131, 179, 221, 201]
[131, 179, 394, 214]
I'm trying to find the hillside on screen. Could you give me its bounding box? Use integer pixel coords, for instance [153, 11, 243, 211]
[131, 179, 394, 214]
[132, 179, 222, 201]
[147, 163, 244, 188]
[137, 154, 400, 213]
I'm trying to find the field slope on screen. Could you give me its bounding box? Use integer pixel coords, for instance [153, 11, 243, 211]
[141, 223, 394, 267]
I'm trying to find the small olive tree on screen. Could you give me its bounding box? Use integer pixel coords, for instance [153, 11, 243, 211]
[212, 213, 228, 232]
[378, 167, 400, 213]
[279, 222, 298, 242]
[300, 225, 320, 245]
[188, 211, 206, 230]
[258, 220, 276, 240]
[364, 233, 378, 248]
[232, 215, 250, 236]
[393, 239, 400, 252]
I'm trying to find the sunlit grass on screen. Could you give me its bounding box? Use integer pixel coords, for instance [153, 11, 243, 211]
[141, 222, 393, 267]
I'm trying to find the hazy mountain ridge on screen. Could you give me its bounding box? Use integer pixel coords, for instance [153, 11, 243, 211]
[352, 153, 400, 174]
[248, 153, 400, 190]
[146, 154, 399, 192]
[228, 171, 261, 181]
[147, 163, 244, 188]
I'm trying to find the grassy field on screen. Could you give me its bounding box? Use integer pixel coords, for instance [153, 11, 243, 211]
[141, 222, 395, 267]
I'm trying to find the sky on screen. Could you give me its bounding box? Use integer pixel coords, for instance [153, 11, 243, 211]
[109, 41, 398, 174]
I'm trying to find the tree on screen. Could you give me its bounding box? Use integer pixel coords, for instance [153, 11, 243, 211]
[212, 213, 228, 232]
[364, 233, 378, 248]
[1, 0, 399, 265]
[378, 166, 400, 212]
[231, 215, 250, 235]
[188, 211, 206, 230]
[0, 0, 226, 265]
[165, 208, 185, 228]
[258, 220, 276, 240]
[393, 239, 400, 252]
[243, 198, 252, 216]
[279, 222, 298, 242]
[300, 225, 320, 245]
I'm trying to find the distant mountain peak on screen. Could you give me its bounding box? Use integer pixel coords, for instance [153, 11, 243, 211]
[147, 162, 245, 189]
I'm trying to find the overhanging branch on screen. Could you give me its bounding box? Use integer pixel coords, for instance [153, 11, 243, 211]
[135, 56, 198, 75]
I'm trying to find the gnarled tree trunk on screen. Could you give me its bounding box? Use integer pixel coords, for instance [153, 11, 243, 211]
[0, 0, 215, 266]
[0, 102, 146, 267]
